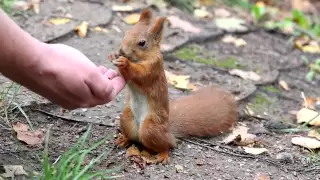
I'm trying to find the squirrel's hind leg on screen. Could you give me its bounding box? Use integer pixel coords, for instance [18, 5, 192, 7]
[139, 116, 175, 164]
[116, 106, 138, 148]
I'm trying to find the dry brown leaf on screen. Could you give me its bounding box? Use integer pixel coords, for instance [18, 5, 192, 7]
[30, 0, 40, 14]
[0, 165, 28, 178]
[308, 129, 320, 140]
[222, 35, 247, 47]
[126, 145, 140, 157]
[75, 21, 89, 38]
[229, 69, 261, 81]
[303, 97, 320, 110]
[13, 122, 44, 145]
[291, 0, 313, 13]
[222, 125, 257, 146]
[122, 13, 140, 25]
[243, 147, 268, 155]
[49, 18, 71, 25]
[167, 16, 202, 34]
[291, 136, 320, 149]
[279, 80, 290, 91]
[296, 108, 320, 126]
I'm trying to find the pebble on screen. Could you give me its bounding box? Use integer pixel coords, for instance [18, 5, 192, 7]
[275, 152, 294, 164]
[175, 165, 184, 173]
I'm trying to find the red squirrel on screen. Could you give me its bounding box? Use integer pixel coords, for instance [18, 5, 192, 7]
[108, 8, 238, 164]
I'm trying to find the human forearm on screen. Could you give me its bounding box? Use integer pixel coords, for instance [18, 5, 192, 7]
[0, 9, 44, 79]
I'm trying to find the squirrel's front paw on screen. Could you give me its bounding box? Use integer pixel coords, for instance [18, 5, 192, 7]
[108, 52, 120, 61]
[112, 56, 129, 68]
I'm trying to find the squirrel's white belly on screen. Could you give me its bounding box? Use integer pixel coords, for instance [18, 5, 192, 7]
[128, 83, 149, 128]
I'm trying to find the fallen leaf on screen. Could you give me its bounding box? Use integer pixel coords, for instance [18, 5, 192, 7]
[13, 122, 29, 132]
[279, 80, 289, 91]
[295, 37, 320, 54]
[303, 97, 320, 110]
[12, 1, 29, 11]
[291, 136, 320, 149]
[30, 0, 40, 14]
[126, 145, 140, 157]
[49, 18, 71, 25]
[194, 8, 211, 18]
[112, 5, 133, 12]
[222, 35, 247, 47]
[215, 17, 248, 32]
[229, 69, 261, 81]
[198, 0, 214, 6]
[151, 0, 167, 9]
[243, 147, 268, 155]
[0, 165, 28, 178]
[296, 108, 320, 126]
[214, 8, 231, 18]
[175, 165, 184, 173]
[75, 21, 89, 38]
[308, 129, 320, 140]
[256, 172, 271, 180]
[13, 122, 44, 145]
[222, 125, 257, 146]
[165, 70, 196, 90]
[291, 0, 313, 13]
[122, 13, 140, 25]
[168, 16, 202, 34]
[92, 26, 109, 34]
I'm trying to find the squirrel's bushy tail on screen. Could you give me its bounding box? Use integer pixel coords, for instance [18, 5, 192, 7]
[169, 86, 238, 138]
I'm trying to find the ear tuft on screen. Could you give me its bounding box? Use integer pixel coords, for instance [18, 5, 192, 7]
[138, 8, 152, 24]
[151, 17, 167, 44]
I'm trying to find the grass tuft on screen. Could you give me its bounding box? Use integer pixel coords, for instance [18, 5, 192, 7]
[33, 124, 123, 180]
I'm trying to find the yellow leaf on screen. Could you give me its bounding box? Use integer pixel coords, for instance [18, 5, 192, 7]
[296, 108, 320, 126]
[279, 80, 289, 91]
[49, 18, 71, 25]
[308, 129, 320, 140]
[295, 37, 320, 54]
[198, 0, 214, 6]
[164, 70, 195, 90]
[75, 21, 89, 38]
[194, 8, 211, 18]
[122, 13, 140, 25]
[92, 26, 109, 34]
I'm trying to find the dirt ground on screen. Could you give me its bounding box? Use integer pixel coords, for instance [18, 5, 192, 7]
[1, 0, 320, 179]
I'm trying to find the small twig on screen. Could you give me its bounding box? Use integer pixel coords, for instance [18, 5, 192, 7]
[31, 108, 115, 127]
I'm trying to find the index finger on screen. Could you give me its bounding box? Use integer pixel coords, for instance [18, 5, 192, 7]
[107, 76, 126, 100]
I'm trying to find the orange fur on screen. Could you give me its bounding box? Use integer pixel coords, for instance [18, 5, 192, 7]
[108, 8, 238, 164]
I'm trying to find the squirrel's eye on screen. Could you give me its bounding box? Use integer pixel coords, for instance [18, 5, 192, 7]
[138, 40, 146, 47]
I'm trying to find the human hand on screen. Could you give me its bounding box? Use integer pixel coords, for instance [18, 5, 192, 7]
[27, 43, 126, 110]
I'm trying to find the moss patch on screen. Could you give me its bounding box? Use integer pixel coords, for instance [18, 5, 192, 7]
[173, 45, 244, 69]
[248, 92, 272, 113]
[262, 85, 281, 94]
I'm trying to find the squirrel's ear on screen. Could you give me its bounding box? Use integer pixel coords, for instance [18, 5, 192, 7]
[138, 8, 152, 24]
[151, 17, 167, 44]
